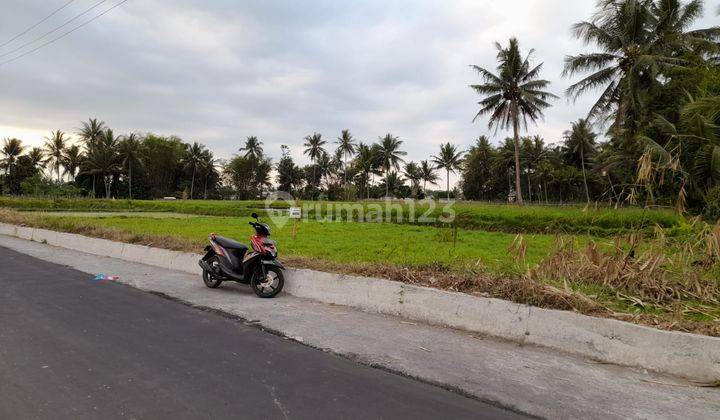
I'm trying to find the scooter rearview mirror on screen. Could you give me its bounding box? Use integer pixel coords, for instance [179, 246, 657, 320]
[251, 212, 259, 219]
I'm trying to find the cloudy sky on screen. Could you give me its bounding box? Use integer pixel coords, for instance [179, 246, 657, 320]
[0, 0, 717, 174]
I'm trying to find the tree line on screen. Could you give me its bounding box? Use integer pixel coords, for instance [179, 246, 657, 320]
[1, 0, 720, 215]
[0, 120, 220, 200]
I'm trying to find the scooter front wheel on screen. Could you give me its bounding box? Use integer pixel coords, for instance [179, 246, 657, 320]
[202, 256, 223, 288]
[251, 265, 284, 298]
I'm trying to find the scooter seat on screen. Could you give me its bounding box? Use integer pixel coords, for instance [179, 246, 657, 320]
[214, 235, 248, 251]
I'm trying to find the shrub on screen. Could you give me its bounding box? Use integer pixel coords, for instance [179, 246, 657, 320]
[704, 186, 720, 222]
[20, 175, 84, 198]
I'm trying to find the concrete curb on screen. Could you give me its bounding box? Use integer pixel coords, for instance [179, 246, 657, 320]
[2, 222, 719, 381]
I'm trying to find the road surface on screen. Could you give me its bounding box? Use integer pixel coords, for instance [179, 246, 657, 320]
[0, 246, 525, 419]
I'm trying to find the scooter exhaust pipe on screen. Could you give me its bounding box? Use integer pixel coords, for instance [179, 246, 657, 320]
[198, 259, 218, 275]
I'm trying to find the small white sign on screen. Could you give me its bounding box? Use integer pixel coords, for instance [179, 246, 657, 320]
[289, 207, 302, 219]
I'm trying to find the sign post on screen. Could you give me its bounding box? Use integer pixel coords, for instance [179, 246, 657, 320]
[289, 207, 301, 239]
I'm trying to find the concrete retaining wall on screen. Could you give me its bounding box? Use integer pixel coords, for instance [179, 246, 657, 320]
[2, 222, 719, 381]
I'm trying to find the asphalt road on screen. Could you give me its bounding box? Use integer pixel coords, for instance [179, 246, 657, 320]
[0, 246, 527, 420]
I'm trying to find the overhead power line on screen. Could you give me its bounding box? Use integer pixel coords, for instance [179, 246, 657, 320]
[0, 0, 109, 60]
[0, 0, 129, 67]
[0, 0, 77, 49]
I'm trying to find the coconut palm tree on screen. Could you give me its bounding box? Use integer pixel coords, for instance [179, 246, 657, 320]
[199, 149, 218, 199]
[535, 161, 555, 204]
[303, 133, 326, 188]
[419, 160, 439, 196]
[432, 142, 464, 201]
[316, 151, 335, 188]
[77, 118, 106, 146]
[377, 134, 406, 197]
[76, 118, 106, 196]
[563, 119, 597, 203]
[494, 138, 520, 198]
[240, 136, 263, 160]
[336, 129, 356, 199]
[522, 135, 547, 202]
[1, 138, 25, 176]
[83, 129, 120, 198]
[182, 142, 206, 199]
[44, 130, 67, 183]
[28, 147, 46, 171]
[382, 171, 405, 197]
[464, 136, 497, 200]
[117, 133, 143, 199]
[62, 145, 83, 182]
[634, 96, 720, 205]
[562, 0, 715, 135]
[354, 142, 376, 199]
[76, 120, 104, 195]
[650, 0, 720, 58]
[471, 37, 557, 205]
[403, 161, 422, 198]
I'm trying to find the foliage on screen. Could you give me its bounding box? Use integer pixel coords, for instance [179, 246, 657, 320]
[377, 133, 407, 197]
[432, 142, 464, 200]
[563, 0, 718, 134]
[224, 154, 272, 200]
[471, 37, 558, 204]
[277, 146, 304, 194]
[3, 2, 719, 215]
[461, 136, 495, 200]
[704, 186, 720, 221]
[563, 119, 597, 203]
[43, 130, 67, 183]
[20, 174, 83, 197]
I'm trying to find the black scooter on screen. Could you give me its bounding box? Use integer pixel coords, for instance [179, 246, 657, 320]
[198, 213, 285, 298]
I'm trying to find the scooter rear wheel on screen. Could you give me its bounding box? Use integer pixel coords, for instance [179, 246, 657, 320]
[202, 256, 223, 288]
[251, 266, 284, 298]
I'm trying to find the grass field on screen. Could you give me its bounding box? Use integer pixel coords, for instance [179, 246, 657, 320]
[1, 197, 718, 335]
[0, 196, 685, 235]
[29, 213, 566, 272]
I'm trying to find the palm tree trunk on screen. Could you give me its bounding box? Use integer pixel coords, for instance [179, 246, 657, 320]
[446, 169, 450, 201]
[512, 105, 524, 205]
[344, 153, 348, 200]
[204, 174, 209, 199]
[526, 172, 532, 203]
[56, 163, 60, 184]
[606, 173, 618, 206]
[385, 168, 389, 197]
[128, 163, 133, 199]
[105, 175, 111, 199]
[366, 174, 370, 199]
[190, 166, 196, 199]
[92, 175, 96, 198]
[581, 148, 590, 204]
[544, 180, 549, 204]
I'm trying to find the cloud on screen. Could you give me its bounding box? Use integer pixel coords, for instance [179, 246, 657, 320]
[0, 0, 717, 182]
